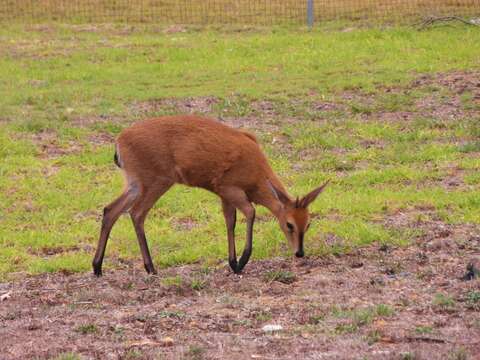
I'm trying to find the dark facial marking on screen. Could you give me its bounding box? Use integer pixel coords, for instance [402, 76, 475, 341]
[295, 231, 304, 258]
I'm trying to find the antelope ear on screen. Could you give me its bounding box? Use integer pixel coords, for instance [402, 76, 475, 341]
[267, 180, 291, 206]
[299, 180, 330, 208]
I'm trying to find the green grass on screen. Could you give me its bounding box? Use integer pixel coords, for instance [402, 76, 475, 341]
[331, 304, 395, 332]
[332, 304, 395, 334]
[415, 325, 434, 334]
[161, 276, 184, 288]
[49, 353, 82, 360]
[466, 290, 480, 310]
[124, 350, 143, 360]
[255, 311, 273, 323]
[74, 323, 99, 335]
[158, 310, 186, 319]
[263, 270, 296, 284]
[190, 276, 208, 291]
[186, 345, 205, 360]
[0, 24, 479, 278]
[433, 293, 456, 311]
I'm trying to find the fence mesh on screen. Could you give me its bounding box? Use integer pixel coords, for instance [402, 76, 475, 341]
[0, 0, 479, 25]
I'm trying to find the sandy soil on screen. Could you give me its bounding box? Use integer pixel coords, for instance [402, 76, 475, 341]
[1, 219, 479, 359]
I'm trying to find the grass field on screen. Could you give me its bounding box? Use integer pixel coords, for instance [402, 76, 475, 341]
[1, 21, 480, 360]
[0, 23, 480, 280]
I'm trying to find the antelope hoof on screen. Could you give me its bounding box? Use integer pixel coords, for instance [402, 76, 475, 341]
[236, 256, 249, 274]
[93, 267, 102, 277]
[229, 258, 238, 273]
[144, 263, 157, 275]
[295, 250, 304, 258]
[92, 262, 103, 277]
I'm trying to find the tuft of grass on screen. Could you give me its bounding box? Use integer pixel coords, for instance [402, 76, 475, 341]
[400, 353, 418, 360]
[255, 311, 272, 323]
[161, 276, 183, 288]
[186, 345, 205, 360]
[332, 304, 394, 334]
[448, 347, 468, 360]
[466, 290, 480, 310]
[158, 310, 186, 319]
[49, 353, 82, 360]
[365, 329, 382, 345]
[109, 325, 125, 340]
[335, 323, 359, 334]
[197, 264, 213, 275]
[415, 325, 433, 335]
[263, 270, 296, 284]
[375, 304, 395, 317]
[190, 277, 208, 291]
[350, 102, 373, 115]
[233, 319, 252, 327]
[458, 141, 480, 153]
[124, 350, 143, 360]
[433, 293, 456, 311]
[74, 323, 98, 335]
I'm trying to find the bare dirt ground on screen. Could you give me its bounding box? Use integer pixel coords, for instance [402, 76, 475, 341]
[1, 216, 479, 360]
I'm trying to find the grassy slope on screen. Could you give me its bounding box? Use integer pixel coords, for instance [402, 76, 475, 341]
[0, 24, 479, 278]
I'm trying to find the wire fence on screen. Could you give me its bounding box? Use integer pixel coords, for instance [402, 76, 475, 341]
[0, 0, 479, 25]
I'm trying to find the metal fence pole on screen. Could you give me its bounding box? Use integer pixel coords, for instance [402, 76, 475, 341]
[307, 0, 314, 27]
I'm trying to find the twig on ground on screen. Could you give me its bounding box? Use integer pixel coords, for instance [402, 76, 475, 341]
[25, 287, 59, 292]
[405, 336, 447, 343]
[414, 15, 480, 30]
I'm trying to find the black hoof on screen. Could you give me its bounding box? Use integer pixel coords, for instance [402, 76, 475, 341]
[295, 251, 304, 258]
[144, 263, 157, 275]
[229, 258, 238, 273]
[92, 261, 103, 277]
[236, 256, 249, 274]
[93, 267, 102, 277]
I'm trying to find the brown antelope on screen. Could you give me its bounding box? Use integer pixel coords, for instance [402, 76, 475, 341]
[92, 115, 328, 276]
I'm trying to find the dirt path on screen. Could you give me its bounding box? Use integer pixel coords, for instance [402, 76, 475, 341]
[1, 227, 479, 360]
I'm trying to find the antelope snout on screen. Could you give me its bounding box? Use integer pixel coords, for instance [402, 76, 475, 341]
[295, 250, 304, 258]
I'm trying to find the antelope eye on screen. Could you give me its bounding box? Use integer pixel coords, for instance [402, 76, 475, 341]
[286, 222, 294, 232]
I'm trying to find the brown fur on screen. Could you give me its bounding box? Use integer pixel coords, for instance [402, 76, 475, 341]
[92, 115, 328, 276]
[117, 116, 277, 195]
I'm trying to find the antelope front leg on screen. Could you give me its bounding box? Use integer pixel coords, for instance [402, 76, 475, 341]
[93, 186, 138, 276]
[222, 199, 237, 272]
[219, 187, 255, 274]
[128, 181, 172, 275]
[236, 205, 255, 273]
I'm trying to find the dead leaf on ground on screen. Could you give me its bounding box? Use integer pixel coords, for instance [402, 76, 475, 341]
[126, 338, 160, 347]
[0, 292, 11, 301]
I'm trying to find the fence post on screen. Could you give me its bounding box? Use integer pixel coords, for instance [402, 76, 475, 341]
[307, 0, 314, 27]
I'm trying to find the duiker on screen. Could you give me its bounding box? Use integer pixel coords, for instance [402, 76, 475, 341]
[93, 115, 328, 276]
